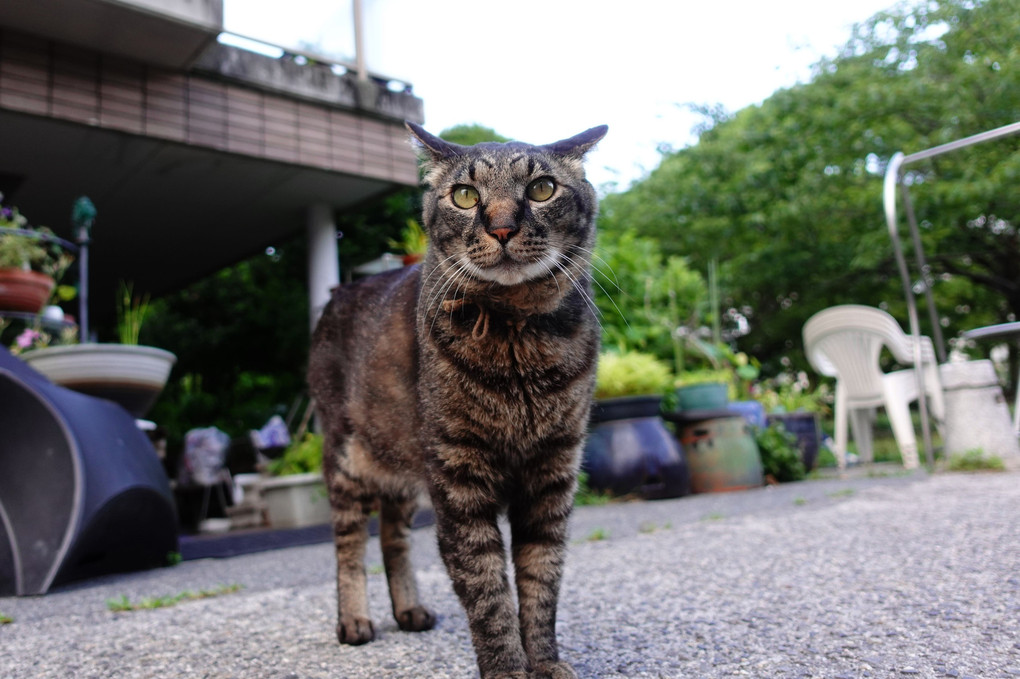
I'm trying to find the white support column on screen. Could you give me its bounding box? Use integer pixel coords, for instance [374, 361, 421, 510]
[307, 203, 340, 332]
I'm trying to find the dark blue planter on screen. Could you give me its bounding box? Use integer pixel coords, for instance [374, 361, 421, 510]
[583, 397, 690, 500]
[728, 400, 768, 429]
[766, 412, 821, 471]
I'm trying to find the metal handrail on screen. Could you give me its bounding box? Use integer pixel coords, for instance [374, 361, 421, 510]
[214, 31, 414, 92]
[883, 121, 1020, 469]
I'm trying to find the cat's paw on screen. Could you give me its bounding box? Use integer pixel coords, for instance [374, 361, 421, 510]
[336, 616, 375, 645]
[531, 661, 579, 679]
[395, 605, 436, 632]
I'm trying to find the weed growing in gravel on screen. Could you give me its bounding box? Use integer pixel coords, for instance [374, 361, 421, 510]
[574, 472, 612, 506]
[585, 527, 610, 542]
[828, 488, 855, 499]
[0, 611, 12, 624]
[947, 449, 1005, 472]
[793, 497, 807, 506]
[106, 584, 243, 612]
[368, 564, 385, 575]
[701, 512, 726, 522]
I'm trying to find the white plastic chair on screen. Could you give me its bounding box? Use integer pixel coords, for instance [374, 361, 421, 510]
[802, 305, 945, 470]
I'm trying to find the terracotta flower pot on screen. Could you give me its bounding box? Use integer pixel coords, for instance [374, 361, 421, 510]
[0, 268, 55, 313]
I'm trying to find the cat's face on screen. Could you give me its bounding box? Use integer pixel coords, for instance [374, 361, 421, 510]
[408, 124, 607, 287]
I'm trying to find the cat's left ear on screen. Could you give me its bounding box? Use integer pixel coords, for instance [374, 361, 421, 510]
[542, 125, 608, 159]
[405, 122, 464, 162]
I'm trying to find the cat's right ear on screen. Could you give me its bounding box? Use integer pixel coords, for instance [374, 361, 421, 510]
[405, 122, 464, 162]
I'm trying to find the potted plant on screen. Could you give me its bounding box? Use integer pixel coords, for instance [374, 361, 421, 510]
[22, 282, 176, 418]
[387, 218, 428, 265]
[754, 420, 807, 483]
[258, 433, 331, 528]
[757, 375, 830, 472]
[673, 368, 732, 411]
[583, 350, 690, 499]
[0, 195, 74, 313]
[665, 349, 766, 494]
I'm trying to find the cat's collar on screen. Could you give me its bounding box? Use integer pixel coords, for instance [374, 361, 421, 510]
[440, 298, 528, 340]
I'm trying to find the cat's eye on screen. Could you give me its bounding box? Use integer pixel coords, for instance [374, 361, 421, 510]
[451, 185, 480, 209]
[526, 177, 556, 202]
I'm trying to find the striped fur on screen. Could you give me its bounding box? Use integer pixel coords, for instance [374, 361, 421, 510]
[309, 124, 607, 679]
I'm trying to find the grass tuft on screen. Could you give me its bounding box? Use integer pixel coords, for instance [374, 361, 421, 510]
[947, 449, 1005, 472]
[106, 584, 243, 612]
[574, 472, 612, 506]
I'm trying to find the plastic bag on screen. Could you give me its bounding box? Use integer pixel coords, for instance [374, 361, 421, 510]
[182, 426, 231, 486]
[253, 415, 291, 450]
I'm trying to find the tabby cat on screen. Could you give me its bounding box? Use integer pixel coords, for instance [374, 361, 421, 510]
[308, 122, 607, 679]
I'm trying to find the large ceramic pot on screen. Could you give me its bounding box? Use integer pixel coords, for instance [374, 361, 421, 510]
[0, 268, 55, 313]
[678, 416, 764, 493]
[23, 343, 176, 418]
[584, 396, 690, 500]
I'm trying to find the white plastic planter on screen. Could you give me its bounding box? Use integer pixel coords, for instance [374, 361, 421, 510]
[258, 472, 331, 528]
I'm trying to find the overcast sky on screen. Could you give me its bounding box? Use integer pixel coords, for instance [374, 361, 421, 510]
[224, 0, 898, 191]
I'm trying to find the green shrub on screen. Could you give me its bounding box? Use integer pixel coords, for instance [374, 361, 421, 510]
[755, 421, 806, 483]
[574, 471, 611, 506]
[595, 350, 674, 400]
[268, 433, 323, 476]
[947, 449, 1005, 472]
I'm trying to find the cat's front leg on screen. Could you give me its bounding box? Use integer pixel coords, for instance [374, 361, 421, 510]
[429, 470, 530, 678]
[508, 463, 579, 679]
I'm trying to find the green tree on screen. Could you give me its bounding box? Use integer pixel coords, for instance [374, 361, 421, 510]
[145, 239, 310, 456]
[594, 229, 710, 373]
[438, 124, 510, 145]
[600, 0, 1019, 374]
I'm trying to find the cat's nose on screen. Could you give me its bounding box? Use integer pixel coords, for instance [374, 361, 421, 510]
[484, 202, 520, 244]
[488, 225, 519, 243]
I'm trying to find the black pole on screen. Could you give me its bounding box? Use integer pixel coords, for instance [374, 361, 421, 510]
[71, 197, 96, 342]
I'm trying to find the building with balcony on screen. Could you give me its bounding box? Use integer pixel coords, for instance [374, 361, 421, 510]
[0, 0, 424, 330]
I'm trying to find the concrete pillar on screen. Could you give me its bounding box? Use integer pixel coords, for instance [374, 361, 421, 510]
[307, 203, 340, 332]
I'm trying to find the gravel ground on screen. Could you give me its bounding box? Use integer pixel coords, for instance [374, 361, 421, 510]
[2, 468, 1019, 678]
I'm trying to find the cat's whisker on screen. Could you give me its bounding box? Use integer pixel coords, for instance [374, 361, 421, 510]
[450, 269, 471, 324]
[567, 244, 622, 292]
[423, 274, 457, 336]
[416, 252, 462, 315]
[426, 261, 471, 338]
[564, 246, 630, 330]
[548, 260, 563, 297]
[557, 256, 603, 319]
[420, 269, 457, 336]
[421, 255, 467, 321]
[423, 265, 460, 321]
[553, 260, 603, 333]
